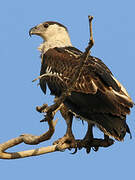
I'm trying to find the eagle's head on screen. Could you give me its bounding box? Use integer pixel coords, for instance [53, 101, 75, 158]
[29, 21, 72, 53]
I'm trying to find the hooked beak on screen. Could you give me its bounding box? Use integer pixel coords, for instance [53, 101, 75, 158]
[29, 24, 45, 40]
[29, 26, 39, 37]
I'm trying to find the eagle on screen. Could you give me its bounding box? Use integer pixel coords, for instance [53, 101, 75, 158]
[29, 21, 134, 149]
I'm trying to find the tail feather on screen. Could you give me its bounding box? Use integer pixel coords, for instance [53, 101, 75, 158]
[64, 91, 133, 141]
[89, 113, 130, 141]
[126, 124, 132, 139]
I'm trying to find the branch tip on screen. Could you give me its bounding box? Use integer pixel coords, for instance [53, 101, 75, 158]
[88, 15, 93, 21]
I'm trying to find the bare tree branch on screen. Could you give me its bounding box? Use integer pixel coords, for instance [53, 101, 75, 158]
[0, 136, 114, 159]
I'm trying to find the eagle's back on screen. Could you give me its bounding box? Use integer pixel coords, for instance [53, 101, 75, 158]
[40, 47, 133, 141]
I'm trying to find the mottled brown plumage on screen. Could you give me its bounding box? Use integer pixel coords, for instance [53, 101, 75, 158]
[29, 21, 134, 143]
[40, 47, 133, 141]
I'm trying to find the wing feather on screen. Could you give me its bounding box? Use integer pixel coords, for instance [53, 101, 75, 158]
[40, 47, 134, 114]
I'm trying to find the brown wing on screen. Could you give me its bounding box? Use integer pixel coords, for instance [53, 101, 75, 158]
[40, 47, 133, 141]
[40, 47, 133, 109]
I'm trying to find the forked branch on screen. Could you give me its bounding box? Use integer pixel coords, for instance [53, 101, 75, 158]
[0, 105, 60, 159]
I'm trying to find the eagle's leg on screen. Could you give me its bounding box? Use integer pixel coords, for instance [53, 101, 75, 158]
[53, 104, 76, 147]
[76, 124, 114, 153]
[84, 122, 94, 140]
[76, 122, 98, 153]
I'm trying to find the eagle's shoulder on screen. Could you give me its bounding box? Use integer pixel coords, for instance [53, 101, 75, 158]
[44, 46, 81, 58]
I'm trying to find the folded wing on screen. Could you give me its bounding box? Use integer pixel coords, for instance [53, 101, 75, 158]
[40, 47, 134, 141]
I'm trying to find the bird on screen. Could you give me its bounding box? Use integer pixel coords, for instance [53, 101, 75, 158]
[29, 21, 134, 150]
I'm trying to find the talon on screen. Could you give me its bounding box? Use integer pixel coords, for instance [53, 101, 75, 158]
[36, 104, 48, 113]
[53, 134, 76, 147]
[71, 147, 78, 154]
[76, 138, 99, 154]
[68, 147, 72, 151]
[92, 147, 99, 152]
[86, 147, 91, 154]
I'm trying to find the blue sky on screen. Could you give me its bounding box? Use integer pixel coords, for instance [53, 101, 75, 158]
[0, 0, 135, 179]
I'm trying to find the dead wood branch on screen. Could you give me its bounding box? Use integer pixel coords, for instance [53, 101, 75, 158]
[0, 119, 58, 159]
[0, 137, 114, 159]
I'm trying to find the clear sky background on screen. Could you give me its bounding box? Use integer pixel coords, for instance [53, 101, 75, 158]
[0, 0, 135, 179]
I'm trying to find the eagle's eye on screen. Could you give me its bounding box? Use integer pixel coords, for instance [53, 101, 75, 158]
[43, 23, 49, 28]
